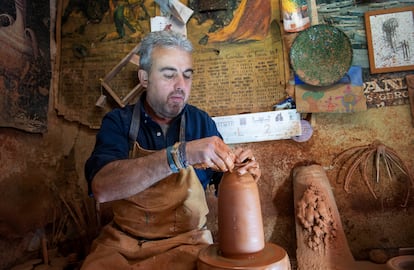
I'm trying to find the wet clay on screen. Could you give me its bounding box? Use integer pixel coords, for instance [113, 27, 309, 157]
[218, 171, 265, 257]
[198, 171, 291, 270]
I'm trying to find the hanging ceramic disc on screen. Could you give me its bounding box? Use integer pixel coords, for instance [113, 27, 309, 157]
[290, 24, 353, 87]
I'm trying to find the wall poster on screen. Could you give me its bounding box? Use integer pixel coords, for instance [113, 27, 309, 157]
[0, 0, 52, 133]
[56, 0, 286, 129]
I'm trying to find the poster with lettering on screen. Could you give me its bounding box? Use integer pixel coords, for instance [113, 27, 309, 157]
[56, 0, 286, 129]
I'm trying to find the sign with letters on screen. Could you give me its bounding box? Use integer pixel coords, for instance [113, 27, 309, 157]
[363, 77, 410, 108]
[213, 110, 302, 144]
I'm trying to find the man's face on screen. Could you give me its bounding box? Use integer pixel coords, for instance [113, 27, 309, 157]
[143, 46, 193, 120]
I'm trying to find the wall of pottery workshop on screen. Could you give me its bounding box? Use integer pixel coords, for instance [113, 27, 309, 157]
[0, 0, 413, 268]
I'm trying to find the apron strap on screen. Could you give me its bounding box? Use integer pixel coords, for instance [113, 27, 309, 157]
[129, 101, 141, 150]
[179, 113, 186, 143]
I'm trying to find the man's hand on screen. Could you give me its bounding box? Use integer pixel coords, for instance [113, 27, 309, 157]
[186, 137, 261, 181]
[233, 148, 261, 182]
[186, 136, 235, 172]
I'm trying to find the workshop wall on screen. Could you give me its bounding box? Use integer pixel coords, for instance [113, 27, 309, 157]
[0, 0, 413, 269]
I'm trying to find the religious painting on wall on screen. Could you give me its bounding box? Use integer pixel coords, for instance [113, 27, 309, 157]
[0, 0, 51, 133]
[187, 0, 286, 117]
[56, 0, 286, 128]
[56, 0, 148, 128]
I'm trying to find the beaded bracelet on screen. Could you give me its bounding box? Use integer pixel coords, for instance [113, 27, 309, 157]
[166, 145, 179, 173]
[171, 142, 183, 170]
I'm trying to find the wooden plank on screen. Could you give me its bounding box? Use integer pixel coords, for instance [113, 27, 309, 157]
[122, 83, 143, 104]
[100, 80, 125, 108]
[406, 74, 414, 127]
[100, 43, 141, 108]
[102, 43, 140, 81]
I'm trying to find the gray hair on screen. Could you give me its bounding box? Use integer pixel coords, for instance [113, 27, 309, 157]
[138, 31, 193, 72]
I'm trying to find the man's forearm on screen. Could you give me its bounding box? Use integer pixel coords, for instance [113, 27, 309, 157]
[91, 149, 172, 203]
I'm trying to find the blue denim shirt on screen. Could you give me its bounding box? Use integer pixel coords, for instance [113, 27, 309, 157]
[85, 96, 223, 196]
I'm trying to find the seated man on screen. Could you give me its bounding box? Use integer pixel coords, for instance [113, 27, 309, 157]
[82, 30, 261, 270]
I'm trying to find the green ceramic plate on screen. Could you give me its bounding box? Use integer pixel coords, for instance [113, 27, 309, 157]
[290, 24, 353, 87]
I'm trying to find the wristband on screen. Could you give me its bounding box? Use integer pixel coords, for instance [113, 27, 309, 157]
[171, 142, 183, 170]
[166, 145, 179, 173]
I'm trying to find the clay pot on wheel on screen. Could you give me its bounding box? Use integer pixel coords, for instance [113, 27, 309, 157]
[218, 171, 265, 258]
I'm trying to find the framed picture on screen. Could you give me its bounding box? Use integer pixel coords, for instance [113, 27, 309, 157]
[364, 6, 414, 74]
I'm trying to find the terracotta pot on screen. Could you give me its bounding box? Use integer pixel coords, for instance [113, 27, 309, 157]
[218, 171, 265, 258]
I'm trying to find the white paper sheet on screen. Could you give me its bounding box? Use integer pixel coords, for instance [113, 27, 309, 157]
[213, 110, 302, 144]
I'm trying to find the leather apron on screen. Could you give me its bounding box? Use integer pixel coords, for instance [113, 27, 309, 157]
[81, 102, 212, 270]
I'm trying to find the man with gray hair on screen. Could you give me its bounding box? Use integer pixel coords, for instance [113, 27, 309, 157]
[82, 30, 260, 269]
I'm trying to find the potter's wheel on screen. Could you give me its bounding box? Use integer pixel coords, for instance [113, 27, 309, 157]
[198, 243, 290, 270]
